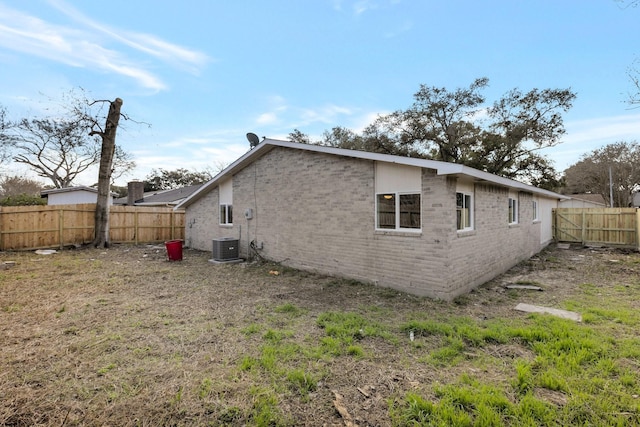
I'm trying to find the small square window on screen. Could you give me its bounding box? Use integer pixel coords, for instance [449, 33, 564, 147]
[220, 204, 232, 225]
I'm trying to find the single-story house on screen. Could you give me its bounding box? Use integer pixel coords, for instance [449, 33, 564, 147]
[176, 139, 567, 301]
[114, 181, 201, 207]
[41, 186, 113, 206]
[559, 193, 607, 208]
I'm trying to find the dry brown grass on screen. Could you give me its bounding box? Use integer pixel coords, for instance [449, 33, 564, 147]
[1, 243, 638, 426]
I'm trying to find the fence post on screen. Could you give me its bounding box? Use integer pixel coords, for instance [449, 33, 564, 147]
[636, 208, 640, 252]
[134, 208, 139, 245]
[58, 208, 64, 250]
[581, 210, 586, 245]
[0, 207, 3, 251]
[170, 210, 175, 240]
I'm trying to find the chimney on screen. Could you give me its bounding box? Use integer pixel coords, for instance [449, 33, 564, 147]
[127, 181, 145, 206]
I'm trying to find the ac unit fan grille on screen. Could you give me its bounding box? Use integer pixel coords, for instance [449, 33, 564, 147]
[212, 238, 239, 261]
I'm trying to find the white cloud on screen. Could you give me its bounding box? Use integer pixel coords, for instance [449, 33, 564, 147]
[47, 0, 210, 73]
[296, 104, 354, 126]
[564, 114, 640, 146]
[353, 0, 377, 15]
[350, 110, 387, 132]
[125, 33, 210, 73]
[0, 2, 209, 91]
[257, 112, 279, 125]
[546, 113, 640, 171]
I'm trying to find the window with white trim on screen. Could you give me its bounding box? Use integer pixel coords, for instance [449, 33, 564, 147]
[508, 196, 518, 224]
[376, 193, 421, 230]
[456, 191, 473, 231]
[219, 178, 233, 225]
[375, 162, 421, 231]
[532, 199, 539, 221]
[219, 204, 232, 225]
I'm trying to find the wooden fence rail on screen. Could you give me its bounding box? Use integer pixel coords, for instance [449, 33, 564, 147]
[553, 208, 640, 250]
[0, 203, 185, 251]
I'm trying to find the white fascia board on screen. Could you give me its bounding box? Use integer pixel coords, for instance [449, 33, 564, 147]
[434, 164, 567, 200]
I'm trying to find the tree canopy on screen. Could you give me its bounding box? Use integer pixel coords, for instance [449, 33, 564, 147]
[144, 168, 214, 191]
[291, 78, 575, 189]
[0, 175, 46, 207]
[0, 175, 45, 198]
[563, 141, 640, 207]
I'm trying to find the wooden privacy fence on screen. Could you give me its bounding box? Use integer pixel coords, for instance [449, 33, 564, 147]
[553, 208, 640, 250]
[0, 203, 185, 251]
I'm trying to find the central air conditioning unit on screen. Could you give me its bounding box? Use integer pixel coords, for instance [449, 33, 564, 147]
[212, 237, 239, 261]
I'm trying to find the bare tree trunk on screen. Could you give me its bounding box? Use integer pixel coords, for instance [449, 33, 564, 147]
[92, 98, 123, 248]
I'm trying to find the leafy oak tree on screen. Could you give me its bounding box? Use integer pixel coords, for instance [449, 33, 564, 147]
[291, 78, 575, 189]
[563, 141, 640, 207]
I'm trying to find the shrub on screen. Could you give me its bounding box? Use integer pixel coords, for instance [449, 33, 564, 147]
[0, 193, 47, 206]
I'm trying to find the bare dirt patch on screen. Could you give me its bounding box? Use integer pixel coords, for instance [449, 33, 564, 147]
[1, 243, 638, 426]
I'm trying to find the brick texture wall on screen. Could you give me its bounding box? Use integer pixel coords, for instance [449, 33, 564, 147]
[184, 147, 551, 300]
[447, 184, 542, 296]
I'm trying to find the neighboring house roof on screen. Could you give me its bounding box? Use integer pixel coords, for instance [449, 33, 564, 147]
[115, 184, 202, 206]
[563, 193, 607, 206]
[176, 138, 567, 209]
[41, 186, 117, 198]
[41, 186, 99, 196]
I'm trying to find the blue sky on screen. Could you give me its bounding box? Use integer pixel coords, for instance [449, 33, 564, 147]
[0, 0, 638, 186]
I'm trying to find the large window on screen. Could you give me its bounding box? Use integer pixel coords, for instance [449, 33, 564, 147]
[456, 192, 473, 231]
[508, 196, 518, 224]
[377, 193, 421, 230]
[375, 162, 421, 231]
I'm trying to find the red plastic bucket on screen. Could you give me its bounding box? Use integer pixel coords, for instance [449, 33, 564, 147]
[165, 240, 183, 261]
